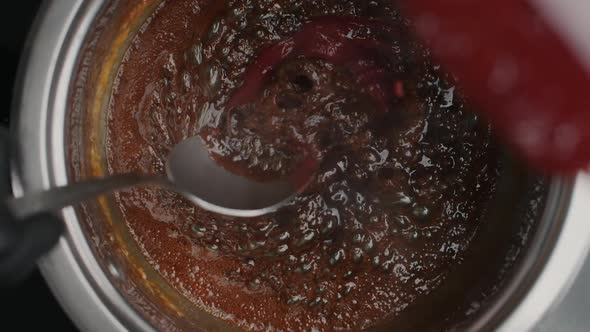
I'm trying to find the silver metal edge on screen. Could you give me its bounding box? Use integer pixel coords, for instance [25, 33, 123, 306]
[11, 1, 153, 331]
[498, 174, 590, 331]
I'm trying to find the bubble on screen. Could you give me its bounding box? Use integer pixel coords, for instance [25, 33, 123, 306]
[287, 295, 303, 305]
[254, 138, 264, 156]
[352, 248, 364, 263]
[182, 72, 191, 91]
[192, 43, 204, 65]
[248, 278, 262, 290]
[394, 192, 413, 205]
[237, 17, 249, 29]
[208, 20, 222, 38]
[249, 155, 260, 168]
[381, 261, 392, 272]
[330, 249, 345, 266]
[208, 64, 220, 88]
[372, 255, 381, 267]
[394, 215, 409, 227]
[352, 166, 369, 181]
[267, 274, 282, 290]
[412, 205, 430, 219]
[406, 230, 420, 241]
[390, 227, 400, 235]
[296, 230, 316, 247]
[261, 162, 270, 171]
[309, 297, 322, 307]
[302, 262, 313, 273]
[191, 224, 206, 237]
[383, 247, 391, 257]
[277, 244, 289, 254]
[273, 160, 283, 172]
[363, 237, 375, 253]
[247, 241, 259, 250]
[278, 232, 290, 241]
[232, 7, 244, 17]
[352, 233, 364, 244]
[344, 283, 356, 295]
[164, 94, 175, 106]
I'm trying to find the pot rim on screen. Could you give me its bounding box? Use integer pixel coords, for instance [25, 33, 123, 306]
[11, 1, 153, 331]
[11, 1, 590, 331]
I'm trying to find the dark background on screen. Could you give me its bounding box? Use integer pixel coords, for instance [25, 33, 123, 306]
[1, 3, 78, 331]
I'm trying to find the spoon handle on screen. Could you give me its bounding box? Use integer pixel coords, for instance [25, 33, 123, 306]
[7, 173, 169, 219]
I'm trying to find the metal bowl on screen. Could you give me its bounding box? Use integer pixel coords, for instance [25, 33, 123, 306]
[11, 1, 590, 331]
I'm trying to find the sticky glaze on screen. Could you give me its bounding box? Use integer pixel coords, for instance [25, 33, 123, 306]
[106, 0, 499, 330]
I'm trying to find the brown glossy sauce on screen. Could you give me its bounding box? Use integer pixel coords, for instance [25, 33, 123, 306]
[106, 0, 499, 330]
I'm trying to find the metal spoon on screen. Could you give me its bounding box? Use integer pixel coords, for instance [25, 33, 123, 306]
[8, 136, 299, 219]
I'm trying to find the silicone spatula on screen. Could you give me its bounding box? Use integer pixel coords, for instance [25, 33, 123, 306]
[400, 0, 590, 173]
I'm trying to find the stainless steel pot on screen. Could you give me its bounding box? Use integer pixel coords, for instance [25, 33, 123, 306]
[11, 1, 590, 331]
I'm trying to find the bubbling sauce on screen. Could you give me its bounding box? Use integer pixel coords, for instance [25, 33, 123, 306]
[106, 0, 499, 330]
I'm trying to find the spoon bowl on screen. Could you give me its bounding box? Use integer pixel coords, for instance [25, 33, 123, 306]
[166, 136, 298, 217]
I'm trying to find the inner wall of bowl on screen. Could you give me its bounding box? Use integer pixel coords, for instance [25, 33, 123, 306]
[67, 1, 561, 331]
[68, 1, 237, 331]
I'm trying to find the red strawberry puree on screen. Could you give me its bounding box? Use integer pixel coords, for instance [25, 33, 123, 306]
[106, 0, 502, 330]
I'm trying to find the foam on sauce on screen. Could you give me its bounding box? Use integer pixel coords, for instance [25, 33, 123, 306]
[106, 0, 500, 330]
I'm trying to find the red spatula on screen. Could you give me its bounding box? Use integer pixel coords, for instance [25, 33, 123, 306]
[400, 0, 590, 173]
